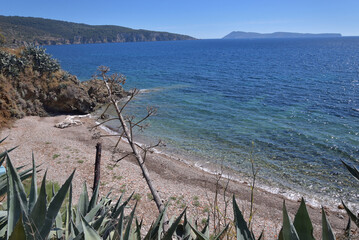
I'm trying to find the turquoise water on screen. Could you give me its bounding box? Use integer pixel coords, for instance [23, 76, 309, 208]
[45, 38, 359, 205]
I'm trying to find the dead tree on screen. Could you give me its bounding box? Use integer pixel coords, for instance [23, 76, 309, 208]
[93, 66, 168, 222]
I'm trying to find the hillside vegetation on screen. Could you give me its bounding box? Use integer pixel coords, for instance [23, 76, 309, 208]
[0, 15, 195, 46]
[0, 46, 126, 127]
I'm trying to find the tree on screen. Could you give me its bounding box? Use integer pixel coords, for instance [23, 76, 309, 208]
[93, 66, 169, 227]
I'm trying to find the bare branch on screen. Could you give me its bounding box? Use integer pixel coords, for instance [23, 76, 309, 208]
[91, 118, 119, 130]
[119, 89, 139, 114]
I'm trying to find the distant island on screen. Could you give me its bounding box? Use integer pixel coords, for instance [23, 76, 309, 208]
[223, 31, 342, 39]
[0, 15, 195, 46]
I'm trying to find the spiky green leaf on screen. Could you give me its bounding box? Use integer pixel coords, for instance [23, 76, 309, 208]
[162, 208, 186, 240]
[28, 153, 37, 213]
[6, 154, 23, 239]
[233, 195, 253, 240]
[8, 215, 25, 240]
[81, 214, 101, 240]
[213, 224, 229, 240]
[30, 171, 47, 233]
[342, 201, 359, 228]
[293, 198, 314, 240]
[88, 180, 100, 212]
[124, 202, 137, 240]
[39, 170, 75, 239]
[76, 182, 89, 226]
[322, 207, 335, 240]
[342, 160, 359, 181]
[282, 201, 299, 240]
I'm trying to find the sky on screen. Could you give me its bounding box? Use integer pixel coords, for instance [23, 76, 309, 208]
[1, 0, 359, 39]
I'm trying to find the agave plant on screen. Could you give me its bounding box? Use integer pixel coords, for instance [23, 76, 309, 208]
[1, 133, 353, 240]
[341, 161, 359, 228]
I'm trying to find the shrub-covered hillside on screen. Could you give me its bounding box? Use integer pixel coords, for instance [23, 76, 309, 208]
[0, 46, 126, 127]
[0, 15, 195, 46]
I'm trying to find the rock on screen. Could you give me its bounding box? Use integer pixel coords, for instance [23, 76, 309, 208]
[338, 204, 345, 210]
[0, 69, 128, 123]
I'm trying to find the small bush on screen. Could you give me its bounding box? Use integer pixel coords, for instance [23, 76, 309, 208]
[0, 50, 28, 76]
[21, 45, 60, 74]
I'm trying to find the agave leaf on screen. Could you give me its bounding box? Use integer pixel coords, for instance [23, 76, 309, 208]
[28, 153, 37, 213]
[278, 228, 283, 240]
[257, 230, 264, 240]
[144, 203, 168, 240]
[0, 136, 8, 145]
[84, 203, 102, 223]
[162, 208, 186, 240]
[71, 219, 80, 236]
[0, 166, 34, 197]
[81, 214, 101, 240]
[39, 170, 75, 239]
[8, 215, 26, 240]
[188, 221, 207, 240]
[0, 212, 7, 237]
[76, 182, 89, 226]
[92, 208, 110, 231]
[124, 202, 137, 240]
[293, 198, 315, 240]
[0, 146, 17, 161]
[342, 160, 359, 181]
[233, 195, 253, 240]
[113, 206, 124, 240]
[55, 211, 63, 239]
[182, 213, 192, 240]
[322, 207, 335, 240]
[112, 193, 124, 214]
[342, 201, 359, 228]
[6, 154, 24, 239]
[201, 215, 209, 239]
[112, 192, 133, 219]
[134, 219, 142, 240]
[65, 184, 73, 240]
[88, 180, 100, 212]
[30, 170, 47, 236]
[213, 224, 229, 240]
[282, 201, 300, 240]
[345, 217, 351, 239]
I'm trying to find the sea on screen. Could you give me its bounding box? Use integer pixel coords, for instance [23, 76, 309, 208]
[45, 38, 359, 209]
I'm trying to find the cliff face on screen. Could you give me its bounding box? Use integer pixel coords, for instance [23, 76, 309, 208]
[0, 15, 195, 46]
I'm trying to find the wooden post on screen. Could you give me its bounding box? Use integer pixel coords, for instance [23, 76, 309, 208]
[92, 142, 102, 192]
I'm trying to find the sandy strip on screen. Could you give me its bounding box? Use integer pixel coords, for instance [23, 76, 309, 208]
[0, 115, 353, 239]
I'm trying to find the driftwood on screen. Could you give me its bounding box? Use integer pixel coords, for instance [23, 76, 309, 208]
[54, 116, 82, 129]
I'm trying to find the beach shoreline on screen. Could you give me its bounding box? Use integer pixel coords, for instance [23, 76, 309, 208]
[0, 115, 351, 238]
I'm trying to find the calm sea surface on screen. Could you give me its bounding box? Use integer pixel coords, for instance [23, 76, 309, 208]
[46, 38, 359, 206]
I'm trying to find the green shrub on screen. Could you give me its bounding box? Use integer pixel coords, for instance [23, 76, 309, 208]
[0, 50, 28, 76]
[21, 45, 60, 74]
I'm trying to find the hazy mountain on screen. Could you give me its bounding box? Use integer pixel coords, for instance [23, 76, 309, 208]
[223, 31, 342, 39]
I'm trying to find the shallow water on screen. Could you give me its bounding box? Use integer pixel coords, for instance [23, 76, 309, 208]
[46, 38, 359, 206]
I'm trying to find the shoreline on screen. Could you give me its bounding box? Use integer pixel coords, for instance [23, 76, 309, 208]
[97, 115, 355, 212]
[0, 115, 352, 238]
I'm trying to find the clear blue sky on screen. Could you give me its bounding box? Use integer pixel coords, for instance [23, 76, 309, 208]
[1, 0, 358, 39]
